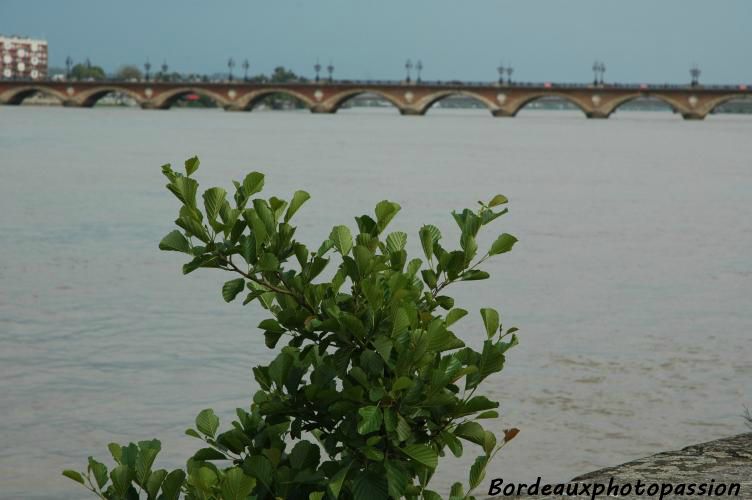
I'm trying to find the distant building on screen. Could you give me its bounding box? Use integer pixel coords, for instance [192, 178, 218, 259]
[0, 35, 48, 80]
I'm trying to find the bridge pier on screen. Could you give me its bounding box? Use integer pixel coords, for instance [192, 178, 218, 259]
[681, 113, 706, 120]
[223, 104, 245, 112]
[399, 108, 424, 116]
[585, 111, 610, 119]
[310, 105, 336, 114]
[491, 109, 515, 117]
[62, 100, 82, 107]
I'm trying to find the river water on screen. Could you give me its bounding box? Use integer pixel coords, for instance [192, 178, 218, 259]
[1, 106, 751, 498]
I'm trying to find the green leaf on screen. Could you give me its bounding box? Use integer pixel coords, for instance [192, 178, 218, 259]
[135, 443, 160, 484]
[440, 430, 463, 457]
[110, 465, 134, 497]
[385, 231, 407, 253]
[488, 194, 508, 207]
[62, 470, 85, 485]
[107, 443, 122, 464]
[419, 224, 441, 261]
[184, 156, 200, 176]
[175, 214, 210, 243]
[203, 187, 227, 222]
[489, 233, 518, 255]
[327, 463, 351, 499]
[329, 225, 353, 256]
[268, 352, 293, 389]
[193, 447, 227, 461]
[167, 176, 199, 209]
[257, 252, 279, 271]
[160, 469, 186, 500]
[450, 482, 465, 499]
[375, 200, 401, 233]
[353, 471, 389, 500]
[145, 469, 167, 499]
[220, 467, 256, 500]
[475, 410, 499, 419]
[469, 455, 488, 489]
[88, 457, 108, 489]
[222, 278, 246, 303]
[480, 308, 500, 339]
[445, 308, 468, 327]
[384, 460, 408, 499]
[159, 230, 192, 253]
[454, 421, 486, 447]
[461, 270, 489, 281]
[242, 172, 265, 197]
[289, 441, 321, 470]
[285, 190, 311, 222]
[357, 406, 383, 435]
[400, 444, 438, 469]
[241, 455, 273, 490]
[195, 408, 220, 438]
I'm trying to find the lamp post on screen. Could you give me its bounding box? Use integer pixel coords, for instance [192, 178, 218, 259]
[416, 60, 423, 84]
[690, 64, 701, 87]
[327, 61, 334, 83]
[497, 63, 505, 85]
[592, 61, 599, 85]
[506, 66, 514, 85]
[405, 59, 413, 83]
[65, 56, 73, 79]
[314, 59, 321, 82]
[227, 58, 235, 82]
[242, 59, 250, 81]
[144, 59, 151, 82]
[599, 62, 606, 85]
[161, 60, 168, 81]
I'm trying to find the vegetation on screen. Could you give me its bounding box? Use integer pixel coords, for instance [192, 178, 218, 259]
[744, 407, 752, 431]
[63, 157, 520, 499]
[71, 60, 106, 80]
[114, 65, 143, 81]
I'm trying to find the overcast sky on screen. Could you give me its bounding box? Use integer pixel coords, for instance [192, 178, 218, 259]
[1, 0, 750, 84]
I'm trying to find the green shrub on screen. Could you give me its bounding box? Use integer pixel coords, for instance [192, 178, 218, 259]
[64, 157, 520, 499]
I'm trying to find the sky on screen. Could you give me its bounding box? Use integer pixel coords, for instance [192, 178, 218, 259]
[1, 0, 750, 84]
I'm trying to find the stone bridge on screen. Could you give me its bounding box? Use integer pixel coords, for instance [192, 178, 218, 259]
[1, 80, 750, 120]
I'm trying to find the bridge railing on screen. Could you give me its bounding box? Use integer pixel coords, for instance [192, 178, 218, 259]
[1, 77, 749, 91]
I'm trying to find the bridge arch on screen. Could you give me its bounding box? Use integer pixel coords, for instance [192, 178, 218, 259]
[77, 86, 144, 107]
[705, 94, 752, 116]
[323, 89, 404, 113]
[510, 93, 590, 117]
[238, 88, 315, 111]
[151, 87, 230, 109]
[602, 93, 683, 117]
[1, 85, 69, 105]
[416, 90, 498, 115]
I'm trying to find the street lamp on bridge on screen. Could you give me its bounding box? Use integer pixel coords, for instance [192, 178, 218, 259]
[497, 63, 505, 85]
[144, 59, 151, 82]
[242, 59, 250, 82]
[327, 61, 334, 83]
[592, 61, 606, 85]
[228, 58, 236, 82]
[314, 59, 322, 82]
[506, 66, 514, 86]
[161, 60, 168, 81]
[405, 59, 413, 83]
[416, 60, 423, 84]
[690, 64, 701, 87]
[65, 56, 73, 79]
